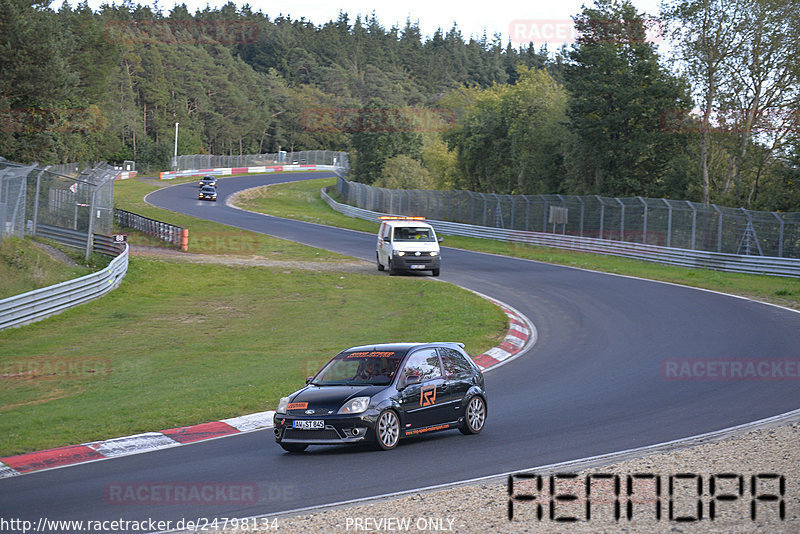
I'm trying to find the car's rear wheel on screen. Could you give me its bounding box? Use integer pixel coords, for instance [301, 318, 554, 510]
[376, 252, 384, 271]
[460, 396, 486, 435]
[375, 409, 400, 450]
[280, 443, 308, 453]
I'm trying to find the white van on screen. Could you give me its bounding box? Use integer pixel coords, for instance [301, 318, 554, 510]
[376, 217, 442, 276]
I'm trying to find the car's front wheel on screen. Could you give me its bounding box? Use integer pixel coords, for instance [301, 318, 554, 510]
[375, 409, 400, 450]
[459, 396, 486, 435]
[280, 443, 308, 453]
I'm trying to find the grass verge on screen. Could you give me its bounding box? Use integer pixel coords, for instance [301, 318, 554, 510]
[113, 177, 346, 261]
[235, 177, 800, 310]
[0, 238, 93, 300]
[0, 258, 505, 456]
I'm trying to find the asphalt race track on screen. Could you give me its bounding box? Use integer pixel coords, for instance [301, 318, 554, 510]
[3, 171, 800, 532]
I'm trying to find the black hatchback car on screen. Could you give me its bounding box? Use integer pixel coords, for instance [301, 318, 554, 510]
[273, 342, 487, 452]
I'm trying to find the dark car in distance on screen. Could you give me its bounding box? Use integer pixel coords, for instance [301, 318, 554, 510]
[198, 185, 217, 201]
[273, 342, 487, 452]
[199, 175, 217, 188]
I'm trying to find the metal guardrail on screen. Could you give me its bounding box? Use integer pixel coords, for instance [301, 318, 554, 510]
[0, 242, 129, 330]
[321, 187, 800, 277]
[35, 224, 124, 256]
[114, 209, 185, 248]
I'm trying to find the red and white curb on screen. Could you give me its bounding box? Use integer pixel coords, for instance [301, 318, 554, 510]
[0, 412, 274, 479]
[0, 300, 534, 479]
[470, 295, 534, 371]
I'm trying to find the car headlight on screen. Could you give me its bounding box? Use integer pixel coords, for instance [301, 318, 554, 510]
[276, 397, 290, 414]
[338, 396, 370, 415]
[396, 251, 406, 257]
[429, 251, 438, 256]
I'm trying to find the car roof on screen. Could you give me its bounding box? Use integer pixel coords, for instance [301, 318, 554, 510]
[381, 220, 434, 228]
[342, 342, 464, 355]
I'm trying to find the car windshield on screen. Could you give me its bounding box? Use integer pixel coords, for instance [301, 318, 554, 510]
[393, 227, 435, 242]
[311, 350, 403, 386]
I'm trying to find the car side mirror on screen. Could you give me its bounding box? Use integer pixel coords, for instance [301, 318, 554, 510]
[405, 375, 421, 386]
[383, 236, 390, 243]
[305, 376, 314, 384]
[437, 236, 443, 243]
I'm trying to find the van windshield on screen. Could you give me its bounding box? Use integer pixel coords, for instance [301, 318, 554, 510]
[393, 227, 435, 242]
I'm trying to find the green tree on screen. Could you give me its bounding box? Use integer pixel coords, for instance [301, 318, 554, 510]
[351, 101, 423, 184]
[374, 154, 434, 189]
[562, 0, 692, 197]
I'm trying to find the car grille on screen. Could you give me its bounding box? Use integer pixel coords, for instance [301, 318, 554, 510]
[283, 429, 341, 441]
[406, 254, 432, 263]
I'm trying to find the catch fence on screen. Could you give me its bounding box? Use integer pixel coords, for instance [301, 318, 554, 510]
[336, 178, 800, 259]
[173, 150, 349, 171]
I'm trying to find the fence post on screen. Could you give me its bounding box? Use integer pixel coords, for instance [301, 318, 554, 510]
[637, 197, 647, 244]
[663, 199, 672, 248]
[687, 201, 696, 250]
[616, 198, 625, 241]
[540, 195, 548, 232]
[85, 186, 97, 261]
[773, 212, 784, 257]
[577, 196, 584, 237]
[713, 205, 723, 253]
[596, 195, 604, 240]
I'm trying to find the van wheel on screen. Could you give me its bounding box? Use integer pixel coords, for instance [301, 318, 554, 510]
[432, 269, 440, 277]
[376, 252, 384, 271]
[388, 260, 397, 276]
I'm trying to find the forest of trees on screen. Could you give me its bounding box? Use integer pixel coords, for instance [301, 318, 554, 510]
[0, 0, 798, 211]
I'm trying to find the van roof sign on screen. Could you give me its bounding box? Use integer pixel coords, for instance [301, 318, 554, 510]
[378, 216, 426, 221]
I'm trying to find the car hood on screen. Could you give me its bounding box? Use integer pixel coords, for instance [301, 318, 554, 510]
[287, 385, 385, 412]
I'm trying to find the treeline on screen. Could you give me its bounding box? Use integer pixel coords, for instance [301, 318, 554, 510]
[0, 0, 798, 211]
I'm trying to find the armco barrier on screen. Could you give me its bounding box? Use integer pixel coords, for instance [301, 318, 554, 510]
[321, 187, 800, 278]
[114, 209, 185, 249]
[0, 243, 128, 330]
[159, 164, 337, 180]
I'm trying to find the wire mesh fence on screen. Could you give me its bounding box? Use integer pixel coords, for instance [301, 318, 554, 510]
[336, 177, 800, 259]
[0, 157, 119, 255]
[172, 150, 349, 171]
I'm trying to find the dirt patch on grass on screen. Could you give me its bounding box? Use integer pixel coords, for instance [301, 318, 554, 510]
[130, 245, 377, 274]
[30, 241, 80, 267]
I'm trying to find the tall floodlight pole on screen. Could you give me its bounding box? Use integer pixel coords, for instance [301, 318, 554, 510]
[173, 122, 179, 170]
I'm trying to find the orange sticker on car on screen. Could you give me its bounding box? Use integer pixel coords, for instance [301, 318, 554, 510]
[420, 385, 437, 407]
[287, 402, 308, 410]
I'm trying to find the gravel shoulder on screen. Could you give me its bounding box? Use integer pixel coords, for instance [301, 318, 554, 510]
[259, 418, 800, 533]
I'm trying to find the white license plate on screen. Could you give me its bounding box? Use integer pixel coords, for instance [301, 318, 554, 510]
[410, 264, 426, 269]
[293, 420, 324, 430]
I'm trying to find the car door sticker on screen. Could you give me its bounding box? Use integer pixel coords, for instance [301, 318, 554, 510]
[420, 385, 437, 407]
